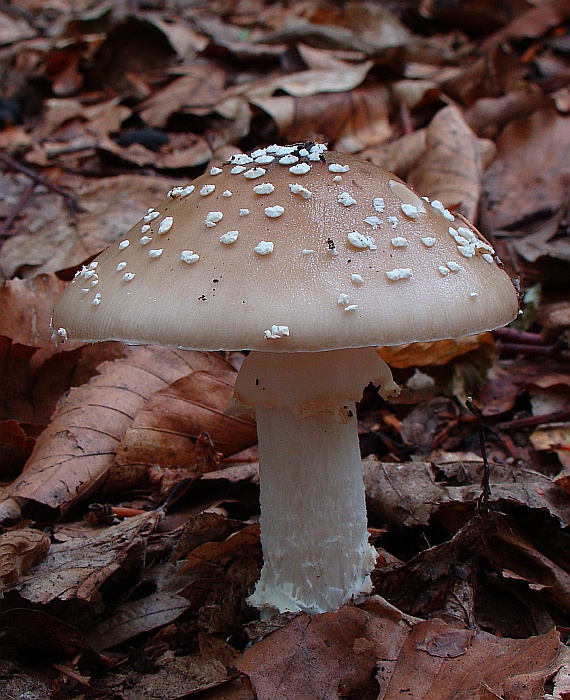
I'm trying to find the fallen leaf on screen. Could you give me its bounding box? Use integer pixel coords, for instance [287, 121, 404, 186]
[377, 333, 495, 369]
[0, 527, 50, 587]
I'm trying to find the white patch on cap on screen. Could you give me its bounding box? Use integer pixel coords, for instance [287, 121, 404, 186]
[347, 231, 377, 250]
[140, 235, 152, 245]
[401, 203, 419, 219]
[239, 208, 250, 216]
[205, 211, 223, 227]
[470, 292, 479, 298]
[265, 205, 284, 218]
[144, 210, 160, 222]
[250, 148, 266, 159]
[438, 265, 450, 276]
[122, 272, 136, 281]
[148, 249, 164, 258]
[482, 253, 494, 264]
[289, 183, 312, 198]
[219, 230, 238, 245]
[364, 216, 382, 228]
[431, 200, 455, 221]
[56, 327, 68, 340]
[388, 216, 399, 228]
[337, 293, 351, 306]
[254, 241, 274, 255]
[421, 237, 436, 247]
[253, 182, 275, 195]
[301, 249, 314, 255]
[92, 293, 102, 305]
[279, 154, 298, 165]
[329, 163, 349, 173]
[244, 167, 266, 180]
[255, 154, 275, 164]
[119, 240, 130, 250]
[447, 261, 463, 272]
[289, 163, 311, 175]
[229, 153, 253, 165]
[351, 274, 364, 285]
[344, 304, 359, 312]
[391, 237, 408, 247]
[81, 288, 89, 293]
[200, 184, 216, 196]
[268, 145, 296, 157]
[231, 165, 246, 174]
[88, 261, 98, 269]
[263, 325, 290, 339]
[210, 166, 223, 176]
[386, 268, 412, 281]
[140, 224, 151, 234]
[181, 250, 199, 264]
[373, 197, 385, 213]
[333, 175, 343, 182]
[116, 262, 127, 271]
[158, 216, 173, 234]
[338, 192, 357, 207]
[222, 190, 233, 197]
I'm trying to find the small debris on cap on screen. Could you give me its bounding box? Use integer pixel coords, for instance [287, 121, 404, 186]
[482, 253, 494, 264]
[264, 325, 290, 339]
[338, 192, 357, 207]
[181, 250, 199, 264]
[431, 200, 455, 221]
[148, 249, 163, 258]
[333, 175, 343, 183]
[279, 154, 298, 165]
[254, 241, 274, 255]
[386, 268, 413, 281]
[438, 265, 450, 276]
[255, 154, 275, 164]
[219, 230, 238, 245]
[364, 216, 382, 228]
[158, 216, 173, 234]
[92, 293, 102, 305]
[123, 272, 136, 281]
[222, 190, 233, 197]
[144, 210, 160, 223]
[301, 249, 314, 255]
[239, 208, 250, 216]
[421, 237, 436, 247]
[351, 274, 364, 285]
[337, 293, 351, 306]
[253, 183, 275, 195]
[210, 166, 223, 176]
[344, 305, 359, 312]
[229, 153, 253, 166]
[388, 216, 399, 228]
[231, 165, 246, 174]
[116, 262, 127, 271]
[391, 237, 408, 247]
[141, 224, 151, 234]
[470, 292, 479, 298]
[140, 236, 152, 245]
[265, 205, 284, 218]
[401, 203, 419, 219]
[168, 184, 195, 198]
[200, 184, 216, 196]
[118, 240, 130, 250]
[447, 261, 463, 272]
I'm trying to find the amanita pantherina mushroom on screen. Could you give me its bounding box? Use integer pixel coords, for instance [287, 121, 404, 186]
[52, 143, 519, 615]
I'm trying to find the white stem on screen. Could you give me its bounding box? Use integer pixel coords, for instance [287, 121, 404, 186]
[249, 402, 377, 614]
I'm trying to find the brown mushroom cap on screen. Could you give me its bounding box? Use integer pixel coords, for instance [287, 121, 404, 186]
[52, 144, 519, 352]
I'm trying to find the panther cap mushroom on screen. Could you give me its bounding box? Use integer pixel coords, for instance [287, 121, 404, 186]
[52, 142, 519, 614]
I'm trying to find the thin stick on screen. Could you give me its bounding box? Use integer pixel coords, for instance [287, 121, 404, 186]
[0, 181, 35, 238]
[465, 397, 491, 516]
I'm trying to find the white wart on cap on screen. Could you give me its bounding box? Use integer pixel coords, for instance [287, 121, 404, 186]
[53, 143, 519, 351]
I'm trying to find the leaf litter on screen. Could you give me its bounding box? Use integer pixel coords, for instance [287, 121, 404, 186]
[0, 0, 569, 698]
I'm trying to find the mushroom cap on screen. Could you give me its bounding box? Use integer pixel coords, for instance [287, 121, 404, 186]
[52, 144, 519, 352]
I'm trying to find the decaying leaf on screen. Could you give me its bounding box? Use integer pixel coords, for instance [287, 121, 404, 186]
[0, 527, 50, 588]
[2, 346, 244, 516]
[377, 332, 495, 369]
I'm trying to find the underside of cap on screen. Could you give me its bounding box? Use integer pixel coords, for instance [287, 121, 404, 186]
[52, 144, 519, 352]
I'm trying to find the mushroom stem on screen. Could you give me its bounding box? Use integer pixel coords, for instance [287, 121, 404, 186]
[232, 347, 398, 614]
[251, 402, 376, 614]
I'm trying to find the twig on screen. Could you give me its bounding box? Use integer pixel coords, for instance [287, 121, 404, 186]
[465, 397, 491, 516]
[496, 408, 570, 431]
[0, 181, 35, 238]
[0, 151, 84, 213]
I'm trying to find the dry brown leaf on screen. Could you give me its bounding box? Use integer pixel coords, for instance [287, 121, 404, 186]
[3, 346, 236, 515]
[8, 510, 161, 603]
[110, 368, 257, 495]
[0, 173, 182, 280]
[482, 105, 570, 232]
[377, 332, 495, 369]
[362, 455, 570, 528]
[362, 129, 427, 179]
[183, 523, 260, 571]
[253, 85, 392, 151]
[407, 105, 492, 221]
[0, 527, 50, 587]
[0, 420, 36, 475]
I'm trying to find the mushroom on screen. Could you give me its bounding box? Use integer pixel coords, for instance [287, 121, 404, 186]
[52, 143, 519, 615]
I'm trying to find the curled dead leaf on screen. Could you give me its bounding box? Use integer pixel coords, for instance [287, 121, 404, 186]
[0, 527, 50, 588]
